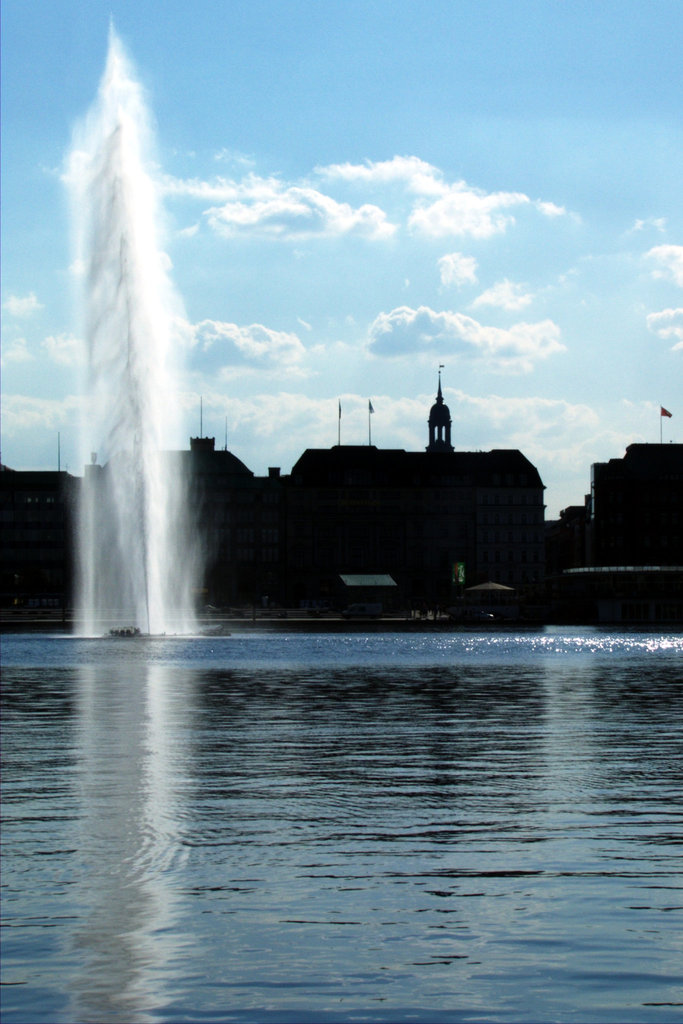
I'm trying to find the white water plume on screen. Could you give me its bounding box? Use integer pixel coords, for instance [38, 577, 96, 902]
[69, 29, 198, 635]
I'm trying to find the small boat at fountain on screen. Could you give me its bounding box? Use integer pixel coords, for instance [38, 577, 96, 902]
[108, 626, 144, 637]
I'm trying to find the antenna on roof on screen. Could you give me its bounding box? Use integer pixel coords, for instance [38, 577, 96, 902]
[200, 396, 203, 437]
[224, 416, 228, 451]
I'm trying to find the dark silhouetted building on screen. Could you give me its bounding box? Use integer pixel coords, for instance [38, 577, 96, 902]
[0, 466, 78, 610]
[546, 443, 683, 623]
[284, 443, 545, 610]
[180, 381, 545, 610]
[0, 383, 548, 616]
[545, 504, 590, 577]
[591, 443, 683, 566]
[182, 436, 284, 608]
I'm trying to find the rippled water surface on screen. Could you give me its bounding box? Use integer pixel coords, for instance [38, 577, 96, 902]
[2, 628, 682, 1022]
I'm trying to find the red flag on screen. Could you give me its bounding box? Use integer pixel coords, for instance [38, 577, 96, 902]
[661, 407, 673, 418]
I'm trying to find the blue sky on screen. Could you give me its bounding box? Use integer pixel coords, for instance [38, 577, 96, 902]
[1, 0, 681, 516]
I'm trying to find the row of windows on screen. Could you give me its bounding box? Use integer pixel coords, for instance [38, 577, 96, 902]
[481, 550, 543, 564]
[5, 495, 59, 505]
[479, 512, 543, 526]
[480, 492, 539, 505]
[480, 531, 543, 544]
[3, 548, 65, 562]
[599, 490, 682, 505]
[602, 512, 680, 525]
[198, 488, 282, 505]
[235, 528, 280, 544]
[235, 546, 279, 564]
[0, 513, 65, 525]
[1, 522, 66, 535]
[603, 534, 680, 548]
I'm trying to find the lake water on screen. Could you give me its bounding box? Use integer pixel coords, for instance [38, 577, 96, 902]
[2, 627, 682, 1023]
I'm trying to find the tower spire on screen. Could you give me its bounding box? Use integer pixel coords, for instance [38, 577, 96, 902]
[426, 365, 453, 452]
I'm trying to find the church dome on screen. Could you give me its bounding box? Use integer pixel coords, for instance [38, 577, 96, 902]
[429, 395, 451, 425]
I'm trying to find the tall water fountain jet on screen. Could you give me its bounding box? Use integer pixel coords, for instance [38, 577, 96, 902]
[69, 29, 198, 635]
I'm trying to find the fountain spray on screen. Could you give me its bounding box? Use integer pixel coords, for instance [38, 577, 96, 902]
[69, 27, 198, 635]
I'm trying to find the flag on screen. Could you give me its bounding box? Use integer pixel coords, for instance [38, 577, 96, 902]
[338, 400, 342, 419]
[661, 406, 672, 418]
[369, 400, 374, 414]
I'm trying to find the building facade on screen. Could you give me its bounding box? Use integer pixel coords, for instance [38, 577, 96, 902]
[545, 443, 683, 623]
[0, 466, 78, 610]
[590, 443, 683, 567]
[183, 385, 546, 610]
[284, 444, 545, 610]
[182, 437, 285, 608]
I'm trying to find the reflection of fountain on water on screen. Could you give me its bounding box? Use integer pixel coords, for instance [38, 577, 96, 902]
[71, 661, 187, 1021]
[69, 28, 198, 635]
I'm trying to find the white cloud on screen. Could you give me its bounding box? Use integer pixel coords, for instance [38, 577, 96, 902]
[188, 318, 306, 368]
[438, 252, 478, 287]
[368, 305, 564, 372]
[1, 394, 81, 435]
[213, 148, 254, 170]
[451, 391, 600, 456]
[196, 390, 346, 465]
[1, 338, 34, 365]
[647, 307, 683, 350]
[645, 244, 683, 287]
[471, 279, 534, 312]
[162, 173, 239, 202]
[408, 184, 530, 239]
[166, 158, 567, 244]
[206, 184, 395, 240]
[316, 155, 445, 196]
[319, 158, 569, 224]
[535, 200, 567, 218]
[166, 172, 396, 240]
[631, 217, 667, 233]
[2, 292, 43, 318]
[43, 333, 83, 367]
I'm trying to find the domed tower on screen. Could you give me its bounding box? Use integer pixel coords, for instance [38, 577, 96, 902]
[426, 368, 453, 452]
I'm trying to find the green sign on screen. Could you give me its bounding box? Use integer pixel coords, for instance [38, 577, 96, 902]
[452, 562, 466, 585]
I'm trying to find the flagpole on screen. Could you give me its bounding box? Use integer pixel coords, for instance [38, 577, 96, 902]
[338, 400, 341, 446]
[661, 409, 663, 445]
